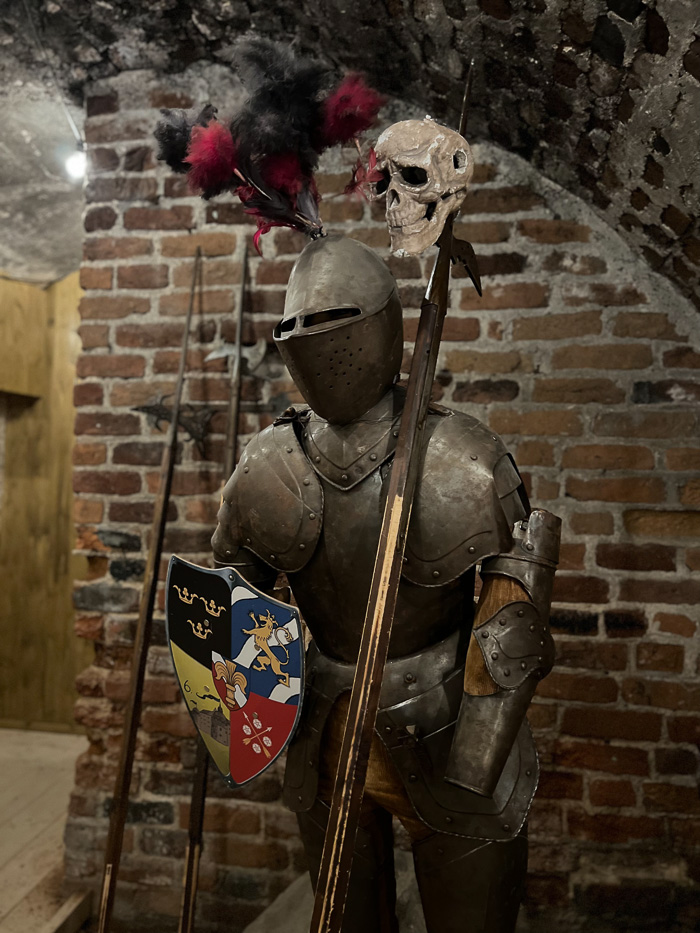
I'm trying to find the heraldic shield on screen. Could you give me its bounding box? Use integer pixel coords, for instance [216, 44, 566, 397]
[166, 556, 304, 787]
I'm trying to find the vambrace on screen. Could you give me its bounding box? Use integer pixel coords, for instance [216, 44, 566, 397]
[446, 509, 561, 797]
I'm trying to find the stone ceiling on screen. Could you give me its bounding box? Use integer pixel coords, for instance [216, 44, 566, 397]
[1, 0, 698, 308]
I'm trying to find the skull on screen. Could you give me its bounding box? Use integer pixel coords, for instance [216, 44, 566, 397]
[368, 117, 474, 256]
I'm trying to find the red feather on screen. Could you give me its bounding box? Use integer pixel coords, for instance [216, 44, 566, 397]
[321, 74, 385, 148]
[186, 122, 238, 196]
[260, 152, 305, 197]
[345, 147, 384, 198]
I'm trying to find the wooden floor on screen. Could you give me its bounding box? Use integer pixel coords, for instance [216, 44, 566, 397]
[0, 728, 88, 932]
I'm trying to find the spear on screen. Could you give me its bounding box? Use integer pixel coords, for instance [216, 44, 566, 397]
[310, 64, 479, 933]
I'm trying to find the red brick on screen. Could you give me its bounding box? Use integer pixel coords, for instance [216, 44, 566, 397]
[553, 740, 649, 775]
[685, 548, 700, 571]
[562, 444, 654, 470]
[668, 716, 700, 745]
[552, 344, 652, 370]
[80, 266, 113, 290]
[184, 499, 220, 524]
[452, 379, 519, 404]
[524, 873, 570, 909]
[619, 578, 700, 604]
[613, 312, 683, 339]
[173, 259, 242, 288]
[516, 440, 554, 466]
[527, 702, 558, 730]
[622, 678, 700, 712]
[444, 347, 524, 371]
[179, 800, 261, 835]
[148, 470, 221, 496]
[76, 355, 145, 378]
[490, 410, 582, 436]
[589, 779, 637, 807]
[594, 412, 697, 439]
[109, 501, 176, 524]
[141, 708, 196, 737]
[596, 543, 676, 572]
[113, 442, 165, 466]
[569, 512, 614, 535]
[206, 837, 289, 870]
[663, 346, 700, 368]
[461, 282, 548, 311]
[74, 500, 104, 523]
[642, 782, 700, 814]
[116, 323, 184, 349]
[85, 177, 158, 203]
[117, 265, 169, 289]
[567, 809, 663, 842]
[667, 448, 700, 470]
[541, 251, 606, 275]
[637, 643, 684, 672]
[86, 91, 118, 116]
[512, 310, 601, 340]
[254, 260, 295, 286]
[559, 542, 586, 570]
[655, 748, 698, 775]
[159, 290, 235, 317]
[561, 707, 661, 741]
[322, 198, 365, 222]
[109, 380, 176, 407]
[518, 218, 590, 243]
[453, 220, 511, 243]
[206, 202, 252, 225]
[454, 251, 526, 278]
[537, 672, 618, 703]
[555, 640, 628, 671]
[164, 176, 192, 198]
[552, 574, 609, 603]
[161, 232, 238, 257]
[537, 771, 584, 800]
[569, 284, 647, 307]
[655, 612, 696, 638]
[533, 378, 625, 404]
[124, 206, 194, 230]
[83, 236, 153, 261]
[73, 382, 104, 407]
[462, 186, 544, 214]
[348, 227, 390, 249]
[80, 295, 150, 320]
[680, 478, 700, 507]
[78, 324, 110, 349]
[84, 206, 117, 232]
[73, 442, 107, 466]
[73, 470, 141, 495]
[74, 412, 140, 435]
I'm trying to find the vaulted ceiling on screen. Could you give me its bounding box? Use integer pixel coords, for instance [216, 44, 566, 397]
[2, 0, 698, 308]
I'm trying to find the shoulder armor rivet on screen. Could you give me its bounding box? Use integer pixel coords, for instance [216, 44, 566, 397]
[502, 823, 510, 831]
[526, 543, 535, 551]
[520, 661, 527, 670]
[445, 816, 453, 824]
[370, 453, 377, 461]
[492, 436, 498, 441]
[299, 543, 306, 550]
[491, 652, 499, 660]
[529, 624, 536, 632]
[537, 656, 543, 663]
[229, 574, 234, 580]
[303, 478, 310, 486]
[481, 630, 489, 638]
[403, 556, 408, 563]
[314, 456, 321, 463]
[286, 446, 293, 453]
[409, 773, 417, 782]
[504, 668, 510, 676]
[270, 554, 276, 560]
[404, 672, 415, 684]
[226, 549, 232, 556]
[468, 545, 476, 554]
[470, 454, 478, 461]
[341, 473, 349, 481]
[499, 617, 506, 626]
[525, 770, 532, 777]
[393, 430, 399, 437]
[517, 609, 525, 617]
[244, 466, 249, 473]
[432, 570, 440, 578]
[298, 795, 303, 802]
[309, 513, 316, 520]
[385, 726, 392, 734]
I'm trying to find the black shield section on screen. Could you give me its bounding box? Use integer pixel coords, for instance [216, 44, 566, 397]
[166, 557, 233, 664]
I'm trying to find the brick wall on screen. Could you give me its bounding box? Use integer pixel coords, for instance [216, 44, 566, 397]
[66, 68, 700, 931]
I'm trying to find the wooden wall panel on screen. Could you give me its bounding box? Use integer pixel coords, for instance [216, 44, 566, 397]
[0, 273, 91, 731]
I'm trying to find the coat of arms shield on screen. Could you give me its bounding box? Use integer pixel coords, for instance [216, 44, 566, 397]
[166, 556, 304, 786]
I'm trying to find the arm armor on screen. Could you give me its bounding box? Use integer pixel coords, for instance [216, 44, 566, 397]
[446, 509, 561, 797]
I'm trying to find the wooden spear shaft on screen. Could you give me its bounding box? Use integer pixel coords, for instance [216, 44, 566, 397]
[97, 249, 203, 933]
[310, 68, 473, 933]
[178, 244, 248, 933]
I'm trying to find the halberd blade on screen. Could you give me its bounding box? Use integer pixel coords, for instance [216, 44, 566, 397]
[450, 234, 482, 296]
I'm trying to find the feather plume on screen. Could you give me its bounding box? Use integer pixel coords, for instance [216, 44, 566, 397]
[154, 104, 217, 173]
[322, 75, 385, 148]
[186, 122, 239, 199]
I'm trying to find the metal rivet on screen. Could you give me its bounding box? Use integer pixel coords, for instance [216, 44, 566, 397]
[303, 478, 310, 486]
[525, 769, 532, 777]
[225, 549, 232, 556]
[481, 630, 489, 638]
[244, 466, 249, 473]
[403, 556, 408, 563]
[370, 453, 377, 461]
[393, 430, 399, 437]
[504, 668, 510, 677]
[286, 447, 293, 453]
[491, 652, 498, 660]
[445, 816, 453, 824]
[468, 545, 475, 554]
[538, 656, 543, 663]
[404, 672, 415, 684]
[314, 456, 321, 463]
[228, 575, 234, 581]
[409, 773, 417, 782]
[502, 823, 510, 832]
[341, 473, 349, 481]
[385, 726, 392, 734]
[432, 570, 440, 578]
[520, 661, 527, 670]
[499, 617, 506, 626]
[309, 761, 314, 767]
[526, 543, 535, 551]
[270, 554, 276, 560]
[517, 609, 525, 618]
[299, 543, 306, 550]
[470, 454, 478, 461]
[309, 513, 316, 520]
[529, 624, 536, 632]
[540, 640, 545, 646]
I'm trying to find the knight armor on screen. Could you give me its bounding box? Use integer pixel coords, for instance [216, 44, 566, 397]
[212, 235, 560, 932]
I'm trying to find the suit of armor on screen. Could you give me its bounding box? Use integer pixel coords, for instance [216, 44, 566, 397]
[212, 236, 560, 932]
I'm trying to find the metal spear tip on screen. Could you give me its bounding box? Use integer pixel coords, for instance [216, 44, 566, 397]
[204, 337, 267, 373]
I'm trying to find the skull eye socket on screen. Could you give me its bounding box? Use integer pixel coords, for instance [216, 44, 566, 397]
[375, 169, 390, 195]
[400, 166, 428, 186]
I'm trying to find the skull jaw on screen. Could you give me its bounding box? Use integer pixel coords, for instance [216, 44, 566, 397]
[388, 195, 461, 256]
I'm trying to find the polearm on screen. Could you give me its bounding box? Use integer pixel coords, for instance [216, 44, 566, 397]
[178, 243, 249, 933]
[310, 68, 477, 933]
[97, 249, 203, 933]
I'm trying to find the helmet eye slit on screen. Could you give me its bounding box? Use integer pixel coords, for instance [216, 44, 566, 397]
[302, 307, 361, 329]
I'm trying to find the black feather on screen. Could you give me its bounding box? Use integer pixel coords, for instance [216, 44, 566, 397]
[154, 103, 217, 173]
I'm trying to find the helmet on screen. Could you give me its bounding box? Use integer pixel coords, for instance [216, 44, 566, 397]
[273, 235, 403, 424]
